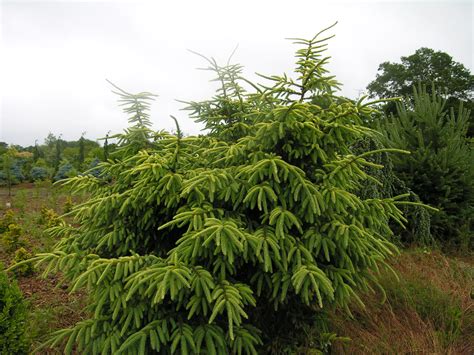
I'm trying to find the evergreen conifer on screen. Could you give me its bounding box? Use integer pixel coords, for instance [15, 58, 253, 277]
[379, 85, 473, 246]
[29, 26, 417, 353]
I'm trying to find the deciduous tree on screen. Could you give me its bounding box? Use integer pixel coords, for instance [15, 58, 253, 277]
[367, 48, 474, 134]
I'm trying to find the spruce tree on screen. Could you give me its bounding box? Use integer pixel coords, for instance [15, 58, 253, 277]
[379, 85, 473, 246]
[78, 133, 86, 170]
[352, 136, 432, 246]
[1, 148, 24, 197]
[33, 140, 41, 163]
[103, 131, 111, 162]
[53, 135, 62, 174]
[29, 26, 416, 354]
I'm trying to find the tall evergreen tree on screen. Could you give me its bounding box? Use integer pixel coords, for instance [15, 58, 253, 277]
[33, 140, 41, 163]
[53, 135, 62, 174]
[379, 85, 473, 247]
[104, 131, 111, 161]
[1, 150, 14, 198]
[78, 133, 86, 170]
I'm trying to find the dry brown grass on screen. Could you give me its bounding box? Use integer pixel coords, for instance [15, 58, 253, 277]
[329, 250, 474, 354]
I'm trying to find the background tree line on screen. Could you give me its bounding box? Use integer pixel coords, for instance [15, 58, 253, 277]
[0, 133, 116, 188]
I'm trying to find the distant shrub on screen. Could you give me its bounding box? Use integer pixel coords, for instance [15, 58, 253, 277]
[54, 162, 77, 181]
[1, 149, 26, 189]
[37, 207, 62, 228]
[0, 210, 15, 234]
[0, 263, 29, 354]
[85, 157, 102, 178]
[1, 224, 24, 252]
[33, 158, 48, 168]
[63, 197, 73, 214]
[30, 166, 50, 181]
[0, 161, 25, 185]
[12, 248, 35, 277]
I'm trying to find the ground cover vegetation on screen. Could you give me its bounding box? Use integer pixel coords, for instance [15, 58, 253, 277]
[0, 184, 89, 353]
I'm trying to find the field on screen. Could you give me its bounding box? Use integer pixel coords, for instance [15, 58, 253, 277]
[0, 183, 88, 353]
[1, 184, 472, 354]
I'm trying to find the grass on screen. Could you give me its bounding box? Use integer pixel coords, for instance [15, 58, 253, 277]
[0, 182, 88, 353]
[22, 274, 88, 351]
[329, 250, 474, 354]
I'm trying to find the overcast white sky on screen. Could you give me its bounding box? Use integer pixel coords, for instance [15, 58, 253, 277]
[1, 0, 472, 146]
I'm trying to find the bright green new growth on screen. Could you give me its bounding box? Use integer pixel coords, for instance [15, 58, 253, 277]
[29, 25, 412, 354]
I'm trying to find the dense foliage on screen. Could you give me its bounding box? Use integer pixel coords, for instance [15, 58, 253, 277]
[0, 149, 28, 194]
[0, 263, 29, 354]
[352, 137, 432, 246]
[367, 48, 473, 102]
[366, 47, 474, 135]
[54, 162, 77, 182]
[30, 166, 50, 181]
[31, 27, 417, 354]
[379, 85, 473, 247]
